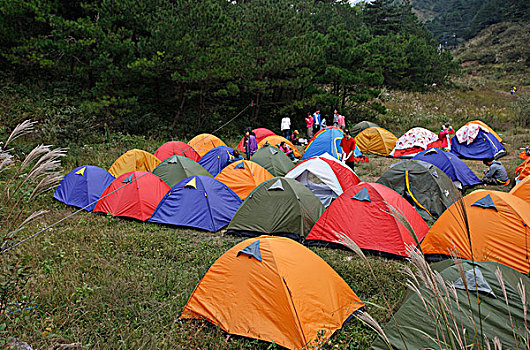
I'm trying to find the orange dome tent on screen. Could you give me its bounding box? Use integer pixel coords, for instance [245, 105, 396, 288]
[515, 158, 530, 181]
[465, 120, 502, 143]
[354, 127, 397, 156]
[258, 135, 301, 158]
[510, 175, 530, 201]
[181, 236, 364, 350]
[215, 160, 273, 200]
[187, 134, 226, 158]
[108, 149, 161, 177]
[422, 190, 530, 274]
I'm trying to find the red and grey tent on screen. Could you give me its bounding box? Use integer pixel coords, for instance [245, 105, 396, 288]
[306, 182, 429, 257]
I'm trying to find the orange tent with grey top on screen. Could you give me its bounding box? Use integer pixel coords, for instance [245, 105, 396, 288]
[422, 190, 530, 274]
[215, 160, 273, 200]
[181, 236, 364, 350]
[187, 133, 227, 158]
[108, 149, 161, 177]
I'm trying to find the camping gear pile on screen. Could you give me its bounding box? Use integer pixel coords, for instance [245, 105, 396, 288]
[53, 120, 530, 349]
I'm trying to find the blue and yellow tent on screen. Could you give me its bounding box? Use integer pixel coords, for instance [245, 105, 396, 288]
[302, 128, 362, 160]
[53, 165, 115, 211]
[198, 146, 238, 176]
[451, 130, 506, 160]
[149, 175, 242, 232]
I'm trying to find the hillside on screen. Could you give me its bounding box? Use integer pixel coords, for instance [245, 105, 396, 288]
[454, 22, 530, 87]
[411, 0, 530, 43]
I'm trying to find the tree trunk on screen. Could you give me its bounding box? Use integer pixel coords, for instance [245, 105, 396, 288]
[252, 92, 260, 124]
[341, 86, 348, 110]
[171, 93, 186, 129]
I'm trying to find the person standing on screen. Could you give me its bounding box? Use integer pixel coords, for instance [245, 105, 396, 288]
[338, 113, 345, 129]
[244, 129, 258, 159]
[333, 109, 340, 127]
[438, 123, 455, 151]
[305, 112, 314, 139]
[281, 114, 291, 139]
[313, 110, 321, 133]
[340, 129, 356, 171]
[290, 130, 300, 145]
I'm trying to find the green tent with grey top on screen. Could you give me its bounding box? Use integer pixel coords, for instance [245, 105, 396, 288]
[152, 155, 211, 187]
[371, 260, 530, 350]
[377, 160, 460, 221]
[351, 121, 380, 138]
[250, 144, 294, 177]
[226, 177, 324, 239]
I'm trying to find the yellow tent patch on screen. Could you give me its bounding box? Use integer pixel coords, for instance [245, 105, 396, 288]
[185, 177, 197, 189]
[75, 167, 86, 176]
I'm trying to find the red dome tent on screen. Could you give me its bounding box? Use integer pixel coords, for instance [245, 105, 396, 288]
[94, 171, 170, 221]
[306, 182, 429, 257]
[236, 128, 276, 151]
[154, 141, 201, 162]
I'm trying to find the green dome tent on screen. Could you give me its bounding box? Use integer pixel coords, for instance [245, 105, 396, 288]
[152, 155, 211, 187]
[377, 160, 460, 220]
[250, 144, 294, 177]
[351, 121, 380, 138]
[371, 260, 530, 350]
[226, 177, 324, 239]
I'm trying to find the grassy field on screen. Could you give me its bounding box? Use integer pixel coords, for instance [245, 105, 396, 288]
[2, 80, 529, 349]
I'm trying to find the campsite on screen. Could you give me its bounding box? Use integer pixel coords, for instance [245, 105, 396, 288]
[1, 0, 530, 349]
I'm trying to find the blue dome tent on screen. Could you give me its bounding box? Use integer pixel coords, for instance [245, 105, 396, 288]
[302, 128, 362, 160]
[451, 130, 506, 160]
[53, 165, 115, 211]
[149, 175, 242, 232]
[412, 148, 481, 189]
[198, 146, 237, 176]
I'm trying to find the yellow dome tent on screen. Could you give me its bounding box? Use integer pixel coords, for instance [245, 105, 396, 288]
[258, 135, 301, 158]
[187, 133, 227, 158]
[355, 127, 397, 156]
[108, 149, 161, 177]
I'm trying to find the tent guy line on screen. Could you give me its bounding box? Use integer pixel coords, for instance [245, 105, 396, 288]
[0, 102, 253, 254]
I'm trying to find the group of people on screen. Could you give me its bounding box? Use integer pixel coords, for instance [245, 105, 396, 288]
[241, 127, 297, 162]
[304, 109, 346, 139]
[248, 117, 512, 188]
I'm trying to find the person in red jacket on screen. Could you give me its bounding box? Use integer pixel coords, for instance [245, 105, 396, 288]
[340, 129, 356, 171]
[438, 123, 455, 150]
[279, 141, 296, 161]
